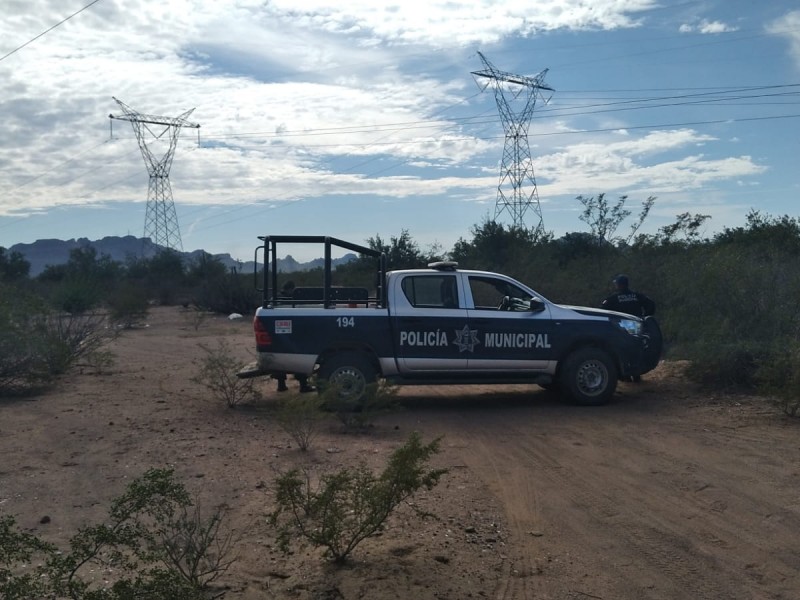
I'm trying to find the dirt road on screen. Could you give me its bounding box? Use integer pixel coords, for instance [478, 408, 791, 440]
[1, 307, 798, 599]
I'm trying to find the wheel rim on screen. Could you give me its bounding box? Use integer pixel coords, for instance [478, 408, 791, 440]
[576, 359, 608, 397]
[328, 366, 367, 399]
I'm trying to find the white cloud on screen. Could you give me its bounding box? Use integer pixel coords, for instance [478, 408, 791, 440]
[679, 19, 739, 34]
[260, 0, 659, 47]
[0, 0, 778, 245]
[538, 129, 765, 197]
[768, 10, 800, 70]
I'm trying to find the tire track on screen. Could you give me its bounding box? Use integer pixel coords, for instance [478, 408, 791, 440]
[435, 397, 788, 600]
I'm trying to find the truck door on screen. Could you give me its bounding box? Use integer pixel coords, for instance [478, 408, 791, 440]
[465, 275, 555, 371]
[391, 273, 470, 372]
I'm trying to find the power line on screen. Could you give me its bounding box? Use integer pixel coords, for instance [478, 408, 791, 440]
[0, 0, 106, 63]
[173, 84, 799, 142]
[7, 85, 797, 200]
[182, 110, 800, 235]
[5, 82, 799, 239]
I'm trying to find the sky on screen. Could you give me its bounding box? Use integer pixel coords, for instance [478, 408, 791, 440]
[1, 0, 799, 262]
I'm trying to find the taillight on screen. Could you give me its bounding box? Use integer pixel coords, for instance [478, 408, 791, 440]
[253, 317, 272, 346]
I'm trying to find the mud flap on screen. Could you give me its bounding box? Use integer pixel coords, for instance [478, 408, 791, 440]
[642, 316, 663, 372]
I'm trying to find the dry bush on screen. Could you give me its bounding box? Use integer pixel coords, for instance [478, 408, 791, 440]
[194, 339, 261, 408]
[276, 391, 326, 451]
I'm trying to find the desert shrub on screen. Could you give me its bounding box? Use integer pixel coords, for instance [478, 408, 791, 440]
[0, 316, 52, 396]
[0, 287, 116, 395]
[107, 282, 150, 328]
[270, 432, 446, 563]
[36, 311, 118, 376]
[82, 349, 117, 374]
[684, 341, 762, 391]
[155, 502, 238, 590]
[322, 380, 400, 431]
[0, 284, 51, 395]
[276, 391, 326, 451]
[756, 340, 800, 417]
[51, 278, 103, 313]
[194, 339, 260, 408]
[0, 515, 55, 599]
[183, 305, 209, 331]
[0, 469, 236, 599]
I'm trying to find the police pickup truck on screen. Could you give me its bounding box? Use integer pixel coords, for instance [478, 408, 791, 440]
[241, 236, 662, 405]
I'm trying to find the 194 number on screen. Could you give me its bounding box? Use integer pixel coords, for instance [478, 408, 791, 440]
[337, 317, 355, 328]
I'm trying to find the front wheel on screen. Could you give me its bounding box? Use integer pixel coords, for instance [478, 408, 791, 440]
[318, 352, 377, 408]
[559, 348, 617, 406]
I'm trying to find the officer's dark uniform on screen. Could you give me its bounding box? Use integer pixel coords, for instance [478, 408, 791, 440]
[601, 275, 655, 318]
[602, 275, 655, 383]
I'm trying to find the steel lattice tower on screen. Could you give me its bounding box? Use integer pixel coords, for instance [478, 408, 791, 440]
[109, 97, 200, 252]
[472, 52, 554, 232]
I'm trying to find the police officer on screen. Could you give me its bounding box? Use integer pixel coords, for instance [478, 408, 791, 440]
[602, 274, 656, 383]
[601, 274, 655, 318]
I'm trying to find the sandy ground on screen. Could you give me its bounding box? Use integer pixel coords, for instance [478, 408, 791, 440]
[1, 306, 799, 599]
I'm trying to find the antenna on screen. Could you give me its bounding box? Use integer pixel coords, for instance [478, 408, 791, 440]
[109, 97, 200, 253]
[472, 52, 554, 233]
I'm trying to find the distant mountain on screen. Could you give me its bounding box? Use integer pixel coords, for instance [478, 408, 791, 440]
[8, 236, 357, 276]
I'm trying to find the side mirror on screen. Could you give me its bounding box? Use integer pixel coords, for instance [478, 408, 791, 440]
[529, 298, 546, 312]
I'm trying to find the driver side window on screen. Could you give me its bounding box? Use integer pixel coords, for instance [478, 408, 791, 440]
[468, 276, 531, 310]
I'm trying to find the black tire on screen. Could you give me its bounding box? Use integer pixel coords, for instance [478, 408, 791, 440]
[318, 352, 377, 407]
[559, 347, 617, 406]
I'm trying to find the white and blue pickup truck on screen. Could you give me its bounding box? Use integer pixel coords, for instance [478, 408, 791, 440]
[240, 236, 662, 405]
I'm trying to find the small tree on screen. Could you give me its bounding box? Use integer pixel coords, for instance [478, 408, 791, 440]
[577, 193, 655, 247]
[0, 247, 30, 282]
[270, 432, 446, 563]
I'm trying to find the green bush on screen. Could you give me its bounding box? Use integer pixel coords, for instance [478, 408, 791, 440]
[108, 283, 150, 328]
[0, 469, 236, 599]
[684, 342, 762, 391]
[270, 432, 446, 563]
[756, 340, 800, 417]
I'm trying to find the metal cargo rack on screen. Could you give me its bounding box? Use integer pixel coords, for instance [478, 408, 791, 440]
[254, 235, 387, 309]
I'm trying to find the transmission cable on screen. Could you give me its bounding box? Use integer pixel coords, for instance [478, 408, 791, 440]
[0, 0, 106, 63]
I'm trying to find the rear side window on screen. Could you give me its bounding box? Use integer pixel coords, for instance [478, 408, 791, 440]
[401, 275, 458, 308]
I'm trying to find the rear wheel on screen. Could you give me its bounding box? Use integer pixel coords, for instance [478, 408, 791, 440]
[318, 352, 376, 408]
[559, 347, 617, 405]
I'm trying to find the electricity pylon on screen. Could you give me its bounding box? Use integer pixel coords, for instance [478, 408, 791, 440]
[472, 52, 554, 233]
[109, 97, 200, 252]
